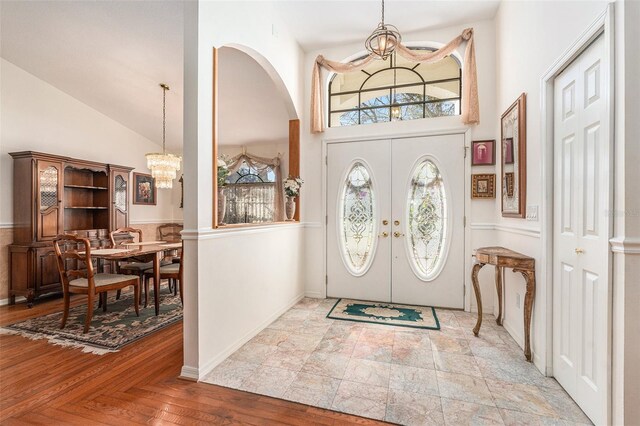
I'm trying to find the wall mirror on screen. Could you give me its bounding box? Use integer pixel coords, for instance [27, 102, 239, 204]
[501, 93, 526, 218]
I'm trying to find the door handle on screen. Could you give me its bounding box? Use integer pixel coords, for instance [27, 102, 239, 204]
[393, 231, 404, 238]
[394, 220, 400, 226]
[379, 232, 389, 238]
[575, 248, 585, 254]
[382, 220, 389, 225]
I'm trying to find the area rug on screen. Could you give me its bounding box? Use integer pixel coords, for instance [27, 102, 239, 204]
[1, 290, 182, 354]
[327, 299, 440, 330]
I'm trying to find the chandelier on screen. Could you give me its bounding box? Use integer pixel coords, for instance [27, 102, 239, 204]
[146, 83, 181, 189]
[365, 0, 402, 60]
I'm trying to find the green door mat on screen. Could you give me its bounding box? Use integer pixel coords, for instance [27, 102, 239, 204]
[327, 299, 440, 330]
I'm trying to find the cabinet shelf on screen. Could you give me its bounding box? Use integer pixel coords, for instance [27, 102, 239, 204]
[64, 206, 109, 210]
[64, 184, 108, 190]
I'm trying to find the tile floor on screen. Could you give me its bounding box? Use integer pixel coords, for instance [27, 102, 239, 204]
[202, 298, 592, 425]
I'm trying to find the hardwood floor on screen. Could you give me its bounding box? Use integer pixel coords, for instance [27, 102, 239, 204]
[0, 296, 386, 425]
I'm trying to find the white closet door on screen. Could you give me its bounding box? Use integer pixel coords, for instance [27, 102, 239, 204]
[553, 34, 610, 425]
[391, 134, 465, 308]
[326, 139, 392, 302]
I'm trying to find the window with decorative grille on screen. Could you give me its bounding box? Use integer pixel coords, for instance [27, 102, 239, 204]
[328, 50, 461, 127]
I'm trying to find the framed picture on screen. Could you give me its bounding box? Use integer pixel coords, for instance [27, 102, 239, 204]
[505, 172, 515, 197]
[503, 137, 514, 164]
[133, 173, 156, 205]
[471, 140, 496, 166]
[472, 174, 496, 199]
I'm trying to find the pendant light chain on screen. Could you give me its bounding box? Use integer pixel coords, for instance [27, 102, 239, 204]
[381, 0, 385, 26]
[162, 85, 167, 154]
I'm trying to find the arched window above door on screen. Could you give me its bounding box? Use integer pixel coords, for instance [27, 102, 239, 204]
[328, 49, 461, 127]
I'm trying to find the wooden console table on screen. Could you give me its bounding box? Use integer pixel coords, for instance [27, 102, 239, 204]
[471, 246, 536, 361]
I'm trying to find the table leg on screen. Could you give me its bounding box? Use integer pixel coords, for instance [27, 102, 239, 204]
[472, 262, 485, 336]
[153, 252, 160, 316]
[495, 266, 503, 325]
[515, 268, 536, 362]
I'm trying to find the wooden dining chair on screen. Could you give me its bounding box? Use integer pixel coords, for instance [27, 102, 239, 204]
[158, 223, 183, 264]
[143, 241, 184, 306]
[53, 234, 140, 333]
[110, 227, 170, 305]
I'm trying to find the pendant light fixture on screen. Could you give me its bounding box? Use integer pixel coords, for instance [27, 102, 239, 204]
[365, 0, 402, 60]
[146, 83, 181, 189]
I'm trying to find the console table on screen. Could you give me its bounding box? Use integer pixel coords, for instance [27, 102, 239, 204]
[471, 246, 536, 361]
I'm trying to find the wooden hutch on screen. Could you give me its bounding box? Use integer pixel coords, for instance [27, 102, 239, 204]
[8, 151, 134, 306]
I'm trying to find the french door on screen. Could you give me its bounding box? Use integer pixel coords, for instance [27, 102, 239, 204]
[326, 134, 465, 308]
[553, 34, 610, 425]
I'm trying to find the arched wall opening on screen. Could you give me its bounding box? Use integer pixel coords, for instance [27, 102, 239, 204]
[212, 45, 301, 225]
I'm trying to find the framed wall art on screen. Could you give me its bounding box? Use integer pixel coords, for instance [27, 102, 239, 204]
[472, 174, 496, 199]
[471, 140, 496, 166]
[133, 172, 156, 205]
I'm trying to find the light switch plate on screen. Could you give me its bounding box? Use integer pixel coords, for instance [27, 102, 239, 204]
[526, 205, 538, 221]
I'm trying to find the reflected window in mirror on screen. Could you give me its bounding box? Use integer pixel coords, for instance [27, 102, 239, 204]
[222, 157, 281, 224]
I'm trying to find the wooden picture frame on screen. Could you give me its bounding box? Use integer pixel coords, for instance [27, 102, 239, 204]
[472, 174, 496, 199]
[133, 172, 156, 205]
[471, 140, 496, 166]
[501, 93, 527, 218]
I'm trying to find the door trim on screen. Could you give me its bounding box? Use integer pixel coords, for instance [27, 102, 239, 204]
[540, 4, 614, 422]
[322, 126, 472, 311]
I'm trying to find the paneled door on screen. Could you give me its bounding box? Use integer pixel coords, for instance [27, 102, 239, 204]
[326, 134, 465, 308]
[553, 34, 610, 425]
[391, 135, 465, 308]
[326, 139, 392, 302]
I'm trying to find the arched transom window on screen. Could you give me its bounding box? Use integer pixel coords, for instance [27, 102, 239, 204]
[328, 50, 461, 127]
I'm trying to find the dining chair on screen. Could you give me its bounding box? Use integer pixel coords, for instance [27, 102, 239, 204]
[110, 227, 170, 305]
[158, 223, 183, 264]
[143, 241, 183, 306]
[53, 234, 140, 333]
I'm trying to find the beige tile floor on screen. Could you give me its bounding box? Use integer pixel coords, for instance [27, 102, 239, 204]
[202, 298, 592, 425]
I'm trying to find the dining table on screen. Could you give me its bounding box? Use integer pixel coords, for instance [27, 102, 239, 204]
[88, 242, 182, 315]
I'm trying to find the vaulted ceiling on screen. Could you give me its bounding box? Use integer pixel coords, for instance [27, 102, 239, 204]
[0, 1, 500, 150]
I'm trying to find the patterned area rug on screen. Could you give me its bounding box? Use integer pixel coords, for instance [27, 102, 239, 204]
[1, 290, 182, 354]
[327, 299, 440, 330]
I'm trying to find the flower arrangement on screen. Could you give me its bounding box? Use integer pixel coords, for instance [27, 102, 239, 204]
[284, 176, 304, 198]
[217, 156, 230, 187]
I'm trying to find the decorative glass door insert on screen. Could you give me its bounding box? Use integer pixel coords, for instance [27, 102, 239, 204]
[339, 161, 377, 276]
[406, 159, 448, 281]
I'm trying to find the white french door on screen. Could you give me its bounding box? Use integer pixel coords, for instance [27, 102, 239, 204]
[326, 139, 392, 302]
[326, 134, 465, 308]
[553, 34, 610, 425]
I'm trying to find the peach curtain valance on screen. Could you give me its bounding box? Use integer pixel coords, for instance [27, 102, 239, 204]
[310, 28, 479, 133]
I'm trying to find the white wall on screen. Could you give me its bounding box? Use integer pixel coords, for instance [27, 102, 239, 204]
[182, 1, 305, 379]
[0, 58, 179, 225]
[494, 0, 609, 372]
[300, 19, 499, 306]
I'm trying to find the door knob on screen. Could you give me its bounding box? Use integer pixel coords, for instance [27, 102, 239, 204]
[393, 231, 404, 238]
[382, 220, 389, 225]
[394, 220, 400, 226]
[379, 232, 389, 238]
[575, 248, 585, 254]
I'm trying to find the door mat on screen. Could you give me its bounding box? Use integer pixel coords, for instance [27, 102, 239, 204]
[327, 299, 440, 330]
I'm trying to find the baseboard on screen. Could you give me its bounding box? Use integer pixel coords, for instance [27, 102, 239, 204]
[179, 366, 199, 381]
[197, 292, 305, 380]
[304, 291, 324, 299]
[0, 296, 26, 306]
[502, 318, 524, 349]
